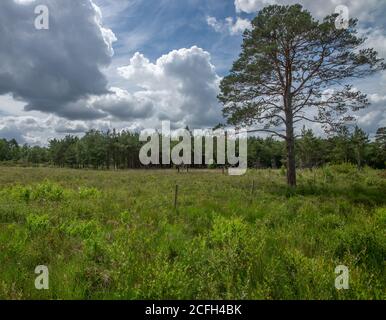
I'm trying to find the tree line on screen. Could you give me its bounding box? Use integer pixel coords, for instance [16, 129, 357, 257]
[0, 126, 385, 170]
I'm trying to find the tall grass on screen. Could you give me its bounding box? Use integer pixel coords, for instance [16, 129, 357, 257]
[0, 165, 385, 299]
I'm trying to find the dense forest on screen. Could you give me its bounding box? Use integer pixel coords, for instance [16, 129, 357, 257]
[0, 126, 385, 170]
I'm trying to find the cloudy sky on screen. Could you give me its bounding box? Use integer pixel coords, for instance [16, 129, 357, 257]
[0, 0, 385, 144]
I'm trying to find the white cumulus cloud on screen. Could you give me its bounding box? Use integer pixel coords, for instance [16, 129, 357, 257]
[207, 16, 252, 35]
[117, 46, 223, 128]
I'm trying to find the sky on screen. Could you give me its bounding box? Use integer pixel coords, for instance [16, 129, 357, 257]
[0, 0, 385, 145]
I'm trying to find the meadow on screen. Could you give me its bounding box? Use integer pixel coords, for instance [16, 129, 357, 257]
[0, 165, 385, 300]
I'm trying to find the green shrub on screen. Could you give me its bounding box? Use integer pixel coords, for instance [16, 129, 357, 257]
[32, 181, 64, 202]
[78, 187, 101, 199]
[9, 186, 32, 202]
[210, 216, 248, 245]
[330, 163, 358, 174]
[375, 207, 386, 226]
[60, 220, 100, 239]
[26, 214, 50, 234]
[119, 210, 131, 224]
[322, 166, 334, 183]
[335, 227, 386, 269]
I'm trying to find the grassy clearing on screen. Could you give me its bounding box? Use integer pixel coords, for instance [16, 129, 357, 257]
[0, 165, 385, 300]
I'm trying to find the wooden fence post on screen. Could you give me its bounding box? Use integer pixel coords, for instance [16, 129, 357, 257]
[174, 185, 179, 209]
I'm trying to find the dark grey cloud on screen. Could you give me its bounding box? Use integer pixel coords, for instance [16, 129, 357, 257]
[0, 125, 28, 143]
[53, 100, 109, 120]
[0, 114, 114, 145]
[0, 0, 116, 119]
[54, 122, 89, 134]
[93, 88, 155, 120]
[0, 116, 44, 144]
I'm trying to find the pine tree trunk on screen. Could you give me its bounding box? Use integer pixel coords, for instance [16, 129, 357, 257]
[286, 136, 297, 187]
[285, 106, 297, 187]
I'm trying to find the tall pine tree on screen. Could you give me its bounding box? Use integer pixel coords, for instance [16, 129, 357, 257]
[218, 4, 385, 186]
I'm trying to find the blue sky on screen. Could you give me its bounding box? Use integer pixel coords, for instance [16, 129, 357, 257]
[95, 0, 251, 78]
[0, 0, 385, 144]
[97, 1, 240, 57]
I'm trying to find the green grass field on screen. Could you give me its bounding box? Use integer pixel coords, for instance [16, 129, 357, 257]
[0, 165, 385, 300]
